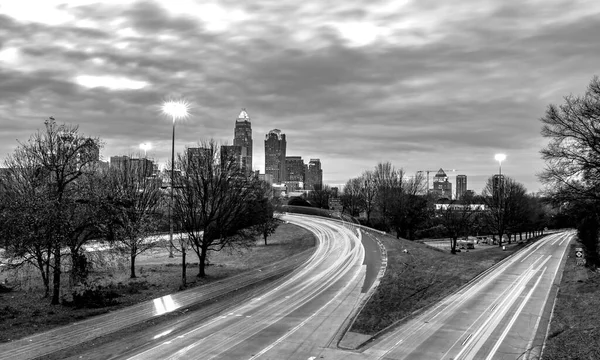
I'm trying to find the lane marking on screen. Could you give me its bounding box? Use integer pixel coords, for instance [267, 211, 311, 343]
[461, 334, 473, 346]
[484, 267, 547, 360]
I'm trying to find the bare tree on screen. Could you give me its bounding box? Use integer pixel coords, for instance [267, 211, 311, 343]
[173, 141, 263, 278]
[437, 193, 479, 253]
[539, 75, 600, 203]
[104, 164, 163, 278]
[481, 176, 528, 247]
[2, 118, 101, 304]
[340, 177, 365, 217]
[361, 170, 377, 224]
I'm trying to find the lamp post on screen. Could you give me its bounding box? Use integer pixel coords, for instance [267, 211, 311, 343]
[139, 143, 151, 158]
[161, 100, 189, 258]
[494, 153, 506, 246]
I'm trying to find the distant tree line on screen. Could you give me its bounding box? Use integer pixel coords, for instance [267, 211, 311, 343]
[539, 76, 600, 268]
[0, 118, 278, 304]
[331, 162, 553, 253]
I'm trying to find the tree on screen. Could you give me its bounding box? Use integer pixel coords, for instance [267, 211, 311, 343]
[436, 193, 479, 253]
[539, 76, 600, 268]
[308, 184, 331, 209]
[103, 164, 163, 278]
[340, 177, 365, 217]
[481, 176, 528, 247]
[2, 118, 101, 304]
[372, 162, 402, 229]
[539, 76, 600, 203]
[173, 141, 263, 278]
[361, 170, 377, 224]
[251, 198, 280, 245]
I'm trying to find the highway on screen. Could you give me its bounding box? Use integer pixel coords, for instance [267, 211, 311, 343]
[0, 217, 572, 360]
[50, 214, 370, 360]
[325, 229, 573, 360]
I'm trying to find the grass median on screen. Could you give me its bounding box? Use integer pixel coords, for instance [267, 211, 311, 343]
[0, 223, 316, 343]
[542, 242, 600, 360]
[350, 230, 540, 336]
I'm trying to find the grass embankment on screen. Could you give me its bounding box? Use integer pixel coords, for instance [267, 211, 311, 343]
[351, 231, 537, 335]
[0, 223, 316, 343]
[542, 242, 600, 359]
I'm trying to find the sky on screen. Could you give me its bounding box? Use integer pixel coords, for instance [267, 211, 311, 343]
[1, 0, 599, 194]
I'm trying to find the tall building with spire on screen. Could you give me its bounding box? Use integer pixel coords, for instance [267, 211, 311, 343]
[432, 168, 452, 199]
[264, 129, 286, 183]
[233, 109, 252, 173]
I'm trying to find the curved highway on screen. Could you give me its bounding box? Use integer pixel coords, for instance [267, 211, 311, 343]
[39, 214, 367, 360]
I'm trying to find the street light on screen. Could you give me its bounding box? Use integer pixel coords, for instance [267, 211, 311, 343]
[139, 143, 151, 158]
[494, 153, 506, 176]
[161, 100, 190, 258]
[494, 153, 506, 246]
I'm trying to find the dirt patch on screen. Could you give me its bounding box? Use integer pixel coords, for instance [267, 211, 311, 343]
[0, 223, 315, 343]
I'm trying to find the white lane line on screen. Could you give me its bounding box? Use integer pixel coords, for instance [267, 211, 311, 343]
[484, 267, 547, 360]
[248, 248, 365, 360]
[456, 255, 551, 360]
[461, 334, 473, 346]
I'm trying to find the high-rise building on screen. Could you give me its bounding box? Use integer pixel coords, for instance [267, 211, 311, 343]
[493, 174, 505, 198]
[285, 156, 305, 182]
[109, 155, 153, 177]
[187, 147, 212, 168]
[456, 175, 467, 200]
[264, 129, 286, 183]
[285, 156, 305, 191]
[432, 168, 452, 199]
[305, 159, 323, 190]
[233, 109, 252, 173]
[220, 145, 242, 169]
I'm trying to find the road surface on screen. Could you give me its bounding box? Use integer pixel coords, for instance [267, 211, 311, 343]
[326, 230, 574, 360]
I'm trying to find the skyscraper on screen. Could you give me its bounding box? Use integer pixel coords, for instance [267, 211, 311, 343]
[493, 174, 505, 198]
[264, 129, 286, 183]
[220, 145, 242, 169]
[432, 168, 452, 199]
[305, 159, 323, 190]
[285, 156, 305, 182]
[456, 175, 467, 200]
[233, 109, 252, 173]
[285, 156, 305, 191]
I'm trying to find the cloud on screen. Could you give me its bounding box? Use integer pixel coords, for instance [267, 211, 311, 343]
[0, 0, 599, 193]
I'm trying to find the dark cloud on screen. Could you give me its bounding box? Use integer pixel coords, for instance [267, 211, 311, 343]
[1, 0, 599, 193]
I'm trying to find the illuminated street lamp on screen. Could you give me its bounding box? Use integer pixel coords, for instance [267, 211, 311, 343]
[161, 100, 190, 258]
[139, 143, 151, 158]
[494, 153, 506, 176]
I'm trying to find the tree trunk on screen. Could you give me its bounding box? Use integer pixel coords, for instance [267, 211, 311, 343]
[181, 246, 187, 289]
[498, 232, 503, 247]
[51, 245, 61, 305]
[198, 249, 206, 278]
[130, 252, 137, 279]
[450, 236, 457, 254]
[264, 233, 268, 246]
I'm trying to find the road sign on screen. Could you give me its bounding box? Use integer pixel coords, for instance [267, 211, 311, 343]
[575, 247, 583, 258]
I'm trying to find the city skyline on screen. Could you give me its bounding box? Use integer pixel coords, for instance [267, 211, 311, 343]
[1, 1, 599, 194]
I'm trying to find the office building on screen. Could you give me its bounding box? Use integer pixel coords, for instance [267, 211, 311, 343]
[109, 156, 153, 177]
[187, 147, 212, 168]
[285, 156, 305, 182]
[493, 174, 505, 198]
[432, 168, 452, 199]
[233, 109, 253, 173]
[265, 129, 286, 183]
[456, 175, 467, 200]
[305, 159, 323, 190]
[220, 145, 242, 169]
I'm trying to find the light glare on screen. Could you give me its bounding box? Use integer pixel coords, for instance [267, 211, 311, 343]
[161, 100, 190, 121]
[495, 153, 506, 162]
[139, 143, 151, 151]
